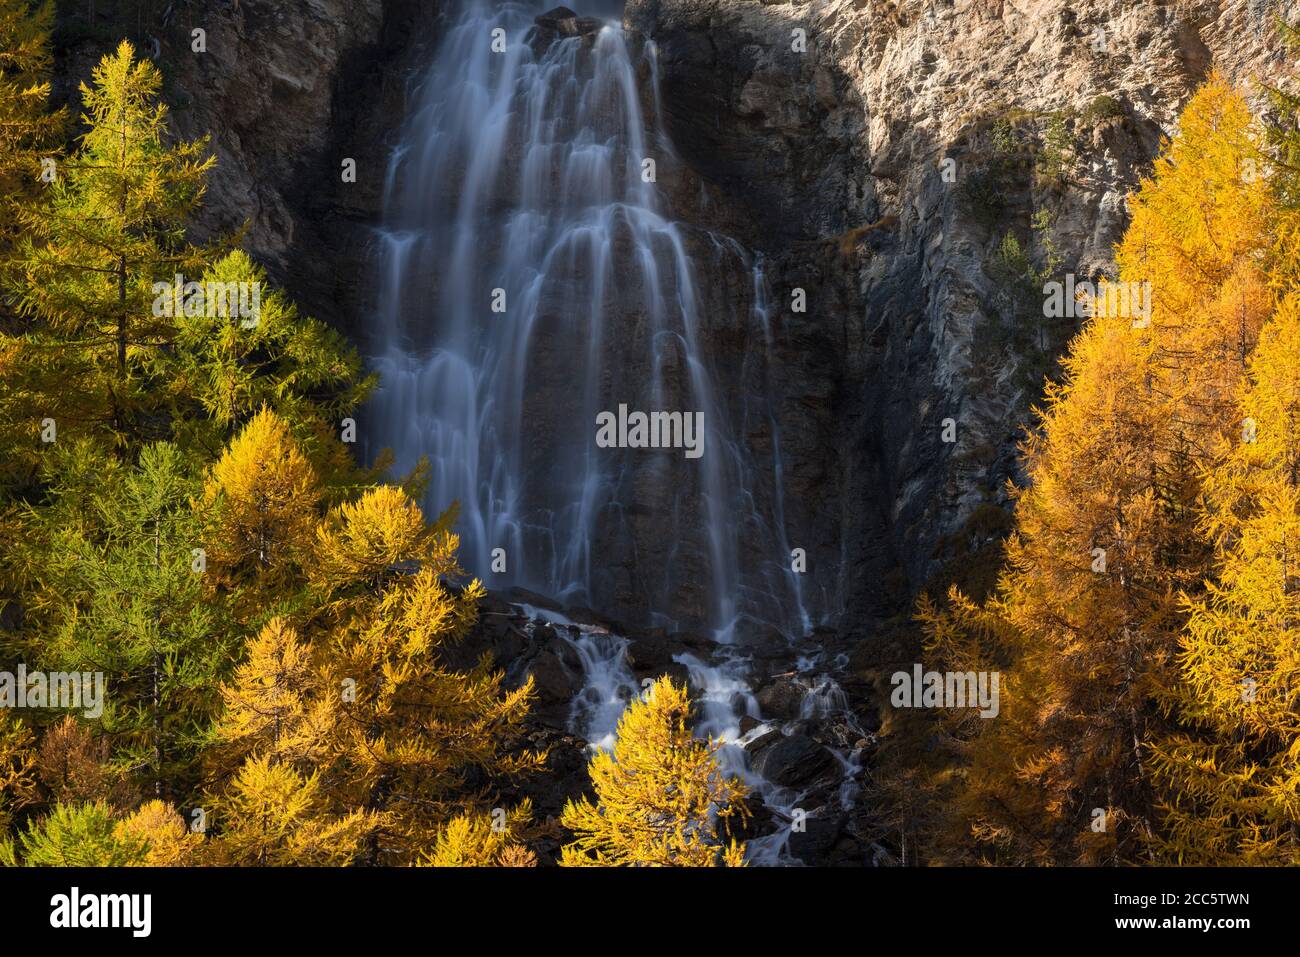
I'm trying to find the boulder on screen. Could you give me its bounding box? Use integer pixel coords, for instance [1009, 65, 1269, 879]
[564, 605, 621, 631]
[741, 726, 783, 758]
[752, 733, 836, 788]
[755, 675, 806, 721]
[787, 812, 846, 865]
[527, 650, 577, 704]
[534, 6, 604, 39]
[624, 636, 678, 675]
[506, 587, 565, 613]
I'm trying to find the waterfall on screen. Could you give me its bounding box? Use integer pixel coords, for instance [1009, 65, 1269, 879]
[365, 0, 807, 641]
[364, 1, 857, 864]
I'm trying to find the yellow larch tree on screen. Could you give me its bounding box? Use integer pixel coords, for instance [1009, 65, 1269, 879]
[309, 485, 542, 865]
[203, 407, 322, 597]
[114, 799, 204, 866]
[209, 617, 332, 771]
[423, 800, 537, 867]
[207, 756, 375, 867]
[1148, 294, 1300, 863]
[921, 76, 1276, 864]
[560, 676, 748, 867]
[0, 0, 64, 242]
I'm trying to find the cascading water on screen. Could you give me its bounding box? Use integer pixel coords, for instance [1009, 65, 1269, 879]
[366, 0, 804, 639]
[365, 0, 861, 863]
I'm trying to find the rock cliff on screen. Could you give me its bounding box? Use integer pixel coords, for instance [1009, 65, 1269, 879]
[55, 0, 1295, 627]
[625, 0, 1293, 618]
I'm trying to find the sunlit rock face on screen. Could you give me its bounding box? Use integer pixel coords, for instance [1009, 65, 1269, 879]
[627, 0, 1292, 611]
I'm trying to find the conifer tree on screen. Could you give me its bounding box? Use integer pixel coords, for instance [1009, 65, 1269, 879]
[24, 443, 230, 799]
[202, 407, 322, 600]
[0, 0, 62, 489]
[209, 617, 331, 771]
[1, 801, 149, 865]
[424, 800, 537, 867]
[921, 76, 1276, 864]
[310, 485, 541, 864]
[166, 250, 376, 458]
[208, 756, 374, 866]
[0, 0, 64, 247]
[0, 713, 37, 832]
[7, 40, 214, 447]
[1148, 296, 1300, 863]
[560, 677, 748, 867]
[114, 799, 203, 865]
[34, 715, 127, 808]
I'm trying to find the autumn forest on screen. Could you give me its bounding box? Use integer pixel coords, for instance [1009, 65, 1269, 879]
[2, 0, 1300, 875]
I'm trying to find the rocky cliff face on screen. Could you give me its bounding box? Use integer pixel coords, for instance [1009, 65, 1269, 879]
[55, 0, 445, 331]
[625, 0, 1294, 620]
[57, 0, 1294, 630]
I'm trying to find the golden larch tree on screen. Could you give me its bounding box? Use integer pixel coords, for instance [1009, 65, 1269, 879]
[560, 676, 748, 867]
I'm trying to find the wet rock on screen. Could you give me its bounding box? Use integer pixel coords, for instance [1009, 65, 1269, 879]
[670, 631, 715, 651]
[507, 587, 565, 613]
[624, 635, 681, 675]
[564, 605, 621, 631]
[752, 733, 836, 788]
[727, 792, 775, 844]
[664, 660, 696, 692]
[787, 812, 846, 865]
[494, 724, 592, 864]
[527, 650, 578, 704]
[535, 4, 577, 23]
[742, 627, 794, 660]
[755, 675, 806, 721]
[741, 726, 783, 758]
[534, 6, 604, 39]
[738, 714, 760, 735]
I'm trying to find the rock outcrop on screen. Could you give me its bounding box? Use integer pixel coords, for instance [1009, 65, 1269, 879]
[626, 0, 1293, 613]
[54, 0, 445, 333]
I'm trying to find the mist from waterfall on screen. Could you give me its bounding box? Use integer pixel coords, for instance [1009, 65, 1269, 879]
[365, 0, 808, 641]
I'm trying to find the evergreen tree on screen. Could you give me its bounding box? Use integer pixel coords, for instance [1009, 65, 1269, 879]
[21, 443, 231, 799]
[166, 249, 376, 463]
[0, 0, 62, 490]
[1, 801, 149, 865]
